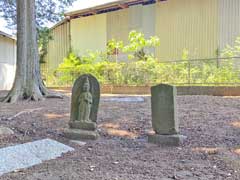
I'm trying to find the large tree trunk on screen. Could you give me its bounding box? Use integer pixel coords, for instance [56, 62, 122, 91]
[3, 0, 61, 103]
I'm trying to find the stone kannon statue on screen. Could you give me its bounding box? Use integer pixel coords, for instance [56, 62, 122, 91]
[78, 77, 93, 122]
[65, 74, 100, 140]
[70, 74, 100, 123]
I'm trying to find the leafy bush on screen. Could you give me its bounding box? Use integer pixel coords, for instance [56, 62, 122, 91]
[44, 31, 240, 86]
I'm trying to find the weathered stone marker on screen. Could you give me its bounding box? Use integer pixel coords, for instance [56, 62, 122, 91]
[148, 84, 186, 146]
[64, 74, 100, 140]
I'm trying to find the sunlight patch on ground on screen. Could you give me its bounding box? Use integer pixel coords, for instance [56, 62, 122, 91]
[106, 128, 138, 139]
[99, 122, 138, 138]
[223, 96, 240, 99]
[192, 147, 219, 155]
[52, 89, 70, 93]
[99, 122, 120, 129]
[233, 148, 240, 155]
[101, 94, 150, 97]
[44, 113, 70, 120]
[230, 121, 240, 128]
[50, 89, 72, 96]
[64, 93, 72, 97]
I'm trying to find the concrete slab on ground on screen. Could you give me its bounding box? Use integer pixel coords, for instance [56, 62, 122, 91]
[0, 138, 74, 176]
[102, 97, 145, 102]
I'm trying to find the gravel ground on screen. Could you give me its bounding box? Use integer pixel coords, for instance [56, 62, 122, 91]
[0, 90, 240, 180]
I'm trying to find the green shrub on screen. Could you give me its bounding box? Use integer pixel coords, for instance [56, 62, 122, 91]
[47, 31, 240, 87]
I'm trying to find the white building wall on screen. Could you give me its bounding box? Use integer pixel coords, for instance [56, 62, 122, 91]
[0, 35, 16, 90]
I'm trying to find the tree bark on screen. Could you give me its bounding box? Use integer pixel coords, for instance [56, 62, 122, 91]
[3, 0, 61, 103]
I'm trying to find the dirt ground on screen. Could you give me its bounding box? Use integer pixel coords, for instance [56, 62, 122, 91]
[0, 90, 240, 180]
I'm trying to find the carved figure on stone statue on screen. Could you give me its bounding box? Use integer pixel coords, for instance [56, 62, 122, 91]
[78, 77, 92, 122]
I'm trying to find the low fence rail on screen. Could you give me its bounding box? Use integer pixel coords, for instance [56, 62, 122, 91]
[41, 57, 240, 87]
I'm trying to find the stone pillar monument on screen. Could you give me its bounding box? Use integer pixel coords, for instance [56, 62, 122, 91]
[64, 74, 100, 140]
[148, 84, 186, 146]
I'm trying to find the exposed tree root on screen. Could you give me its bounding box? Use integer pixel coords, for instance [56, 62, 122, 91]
[1, 84, 63, 103]
[45, 91, 63, 99]
[2, 90, 21, 103]
[7, 107, 43, 120]
[39, 77, 63, 99]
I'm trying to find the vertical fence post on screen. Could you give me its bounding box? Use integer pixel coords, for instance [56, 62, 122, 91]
[188, 61, 191, 85]
[46, 68, 48, 87]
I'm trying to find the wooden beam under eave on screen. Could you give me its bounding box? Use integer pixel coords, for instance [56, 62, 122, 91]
[118, 3, 128, 9]
[90, 10, 97, 15]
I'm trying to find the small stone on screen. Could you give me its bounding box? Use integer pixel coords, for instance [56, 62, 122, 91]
[89, 168, 94, 172]
[70, 140, 86, 146]
[89, 165, 96, 172]
[0, 126, 14, 136]
[176, 170, 193, 178]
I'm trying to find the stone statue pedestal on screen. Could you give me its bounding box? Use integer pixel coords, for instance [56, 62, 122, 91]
[148, 134, 187, 146]
[64, 129, 99, 140]
[69, 121, 97, 131]
[64, 121, 99, 140]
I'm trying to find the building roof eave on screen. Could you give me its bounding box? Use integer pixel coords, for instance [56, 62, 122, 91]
[49, 18, 69, 30]
[65, 0, 157, 18]
[0, 31, 16, 40]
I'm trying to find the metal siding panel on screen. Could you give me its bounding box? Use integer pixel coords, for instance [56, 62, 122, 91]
[142, 4, 156, 38]
[155, 0, 218, 60]
[107, 8, 129, 44]
[129, 5, 143, 31]
[142, 4, 156, 55]
[219, 0, 240, 49]
[107, 5, 156, 60]
[44, 21, 70, 72]
[70, 14, 107, 55]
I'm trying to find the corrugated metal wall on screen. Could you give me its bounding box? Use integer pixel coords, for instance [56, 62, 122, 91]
[155, 0, 219, 60]
[219, 0, 240, 50]
[107, 8, 129, 44]
[71, 14, 107, 55]
[142, 4, 155, 39]
[107, 4, 156, 60]
[0, 36, 16, 90]
[43, 20, 70, 72]
[107, 5, 155, 42]
[45, 0, 240, 68]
